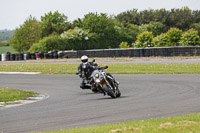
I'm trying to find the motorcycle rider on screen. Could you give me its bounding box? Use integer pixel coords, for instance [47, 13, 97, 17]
[78, 55, 97, 89]
[77, 55, 119, 89]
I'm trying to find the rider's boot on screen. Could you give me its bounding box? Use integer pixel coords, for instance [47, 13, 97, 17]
[80, 80, 86, 89]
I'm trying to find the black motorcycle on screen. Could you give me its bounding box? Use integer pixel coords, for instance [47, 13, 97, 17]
[77, 62, 121, 98]
[90, 67, 121, 98]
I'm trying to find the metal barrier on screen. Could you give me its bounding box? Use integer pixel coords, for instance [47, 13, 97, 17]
[74, 46, 200, 58]
[1, 46, 200, 61]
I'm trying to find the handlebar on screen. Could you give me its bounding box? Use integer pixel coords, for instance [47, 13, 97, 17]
[98, 66, 108, 70]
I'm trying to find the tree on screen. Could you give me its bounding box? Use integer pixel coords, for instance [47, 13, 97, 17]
[10, 16, 41, 52]
[40, 11, 70, 38]
[115, 22, 141, 45]
[191, 22, 200, 36]
[81, 13, 121, 48]
[139, 21, 166, 36]
[81, 13, 112, 34]
[137, 9, 155, 25]
[154, 9, 169, 25]
[166, 7, 193, 30]
[192, 10, 200, 24]
[0, 30, 15, 42]
[72, 18, 83, 28]
[116, 7, 197, 31]
[115, 9, 139, 25]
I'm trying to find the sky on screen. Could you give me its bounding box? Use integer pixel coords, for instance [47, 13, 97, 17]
[0, 0, 200, 30]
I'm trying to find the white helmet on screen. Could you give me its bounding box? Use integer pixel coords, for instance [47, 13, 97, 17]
[81, 55, 88, 63]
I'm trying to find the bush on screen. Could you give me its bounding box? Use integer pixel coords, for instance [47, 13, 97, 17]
[152, 33, 168, 47]
[29, 35, 64, 52]
[179, 28, 200, 46]
[166, 28, 182, 46]
[133, 31, 154, 48]
[119, 42, 130, 48]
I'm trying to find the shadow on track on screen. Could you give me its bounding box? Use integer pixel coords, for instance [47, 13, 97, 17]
[95, 95, 129, 100]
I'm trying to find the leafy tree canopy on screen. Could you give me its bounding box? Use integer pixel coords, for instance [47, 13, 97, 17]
[40, 11, 71, 38]
[81, 12, 115, 34]
[10, 16, 41, 52]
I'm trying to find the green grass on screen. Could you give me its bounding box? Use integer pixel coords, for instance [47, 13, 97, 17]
[0, 63, 200, 74]
[39, 113, 200, 133]
[0, 88, 37, 102]
[0, 46, 16, 54]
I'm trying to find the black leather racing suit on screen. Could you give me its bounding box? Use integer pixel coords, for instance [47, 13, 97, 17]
[78, 61, 97, 89]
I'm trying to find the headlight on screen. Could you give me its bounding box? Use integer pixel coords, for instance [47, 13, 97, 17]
[95, 73, 99, 78]
[95, 79, 101, 83]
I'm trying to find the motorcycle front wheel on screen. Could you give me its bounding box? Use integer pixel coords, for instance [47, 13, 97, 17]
[102, 84, 116, 98]
[116, 88, 121, 97]
[114, 84, 121, 97]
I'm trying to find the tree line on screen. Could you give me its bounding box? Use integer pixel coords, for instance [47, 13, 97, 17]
[9, 7, 200, 53]
[0, 30, 14, 46]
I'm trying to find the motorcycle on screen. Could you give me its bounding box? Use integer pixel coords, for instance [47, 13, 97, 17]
[76, 61, 121, 98]
[90, 66, 121, 98]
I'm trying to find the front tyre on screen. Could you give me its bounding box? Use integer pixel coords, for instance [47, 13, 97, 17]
[102, 84, 116, 98]
[114, 84, 121, 97]
[116, 89, 121, 97]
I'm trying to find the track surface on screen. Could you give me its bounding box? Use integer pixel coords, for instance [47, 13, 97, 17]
[0, 74, 200, 133]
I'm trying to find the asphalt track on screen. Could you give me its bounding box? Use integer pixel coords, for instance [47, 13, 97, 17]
[0, 74, 200, 133]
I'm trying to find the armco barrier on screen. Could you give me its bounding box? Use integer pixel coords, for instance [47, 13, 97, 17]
[1, 46, 200, 61]
[67, 46, 200, 58]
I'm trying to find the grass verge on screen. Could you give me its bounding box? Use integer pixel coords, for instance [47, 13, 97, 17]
[40, 113, 200, 133]
[0, 88, 37, 102]
[0, 63, 200, 74]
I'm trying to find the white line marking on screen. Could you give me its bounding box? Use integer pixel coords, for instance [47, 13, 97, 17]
[0, 94, 49, 109]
